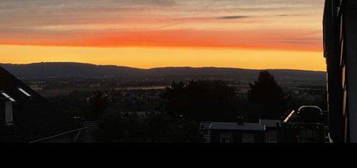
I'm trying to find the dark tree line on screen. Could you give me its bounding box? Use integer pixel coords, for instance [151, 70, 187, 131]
[162, 71, 288, 122]
[248, 71, 287, 120]
[47, 70, 324, 142]
[162, 80, 243, 122]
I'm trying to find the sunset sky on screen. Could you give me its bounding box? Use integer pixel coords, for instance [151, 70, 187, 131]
[0, 0, 326, 71]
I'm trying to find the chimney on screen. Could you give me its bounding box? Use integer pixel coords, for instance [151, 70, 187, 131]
[5, 101, 13, 126]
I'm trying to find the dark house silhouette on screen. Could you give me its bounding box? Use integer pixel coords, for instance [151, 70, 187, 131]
[323, 0, 357, 143]
[200, 122, 266, 143]
[0, 66, 81, 142]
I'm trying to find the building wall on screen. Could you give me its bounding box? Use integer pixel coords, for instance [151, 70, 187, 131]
[344, 3, 357, 142]
[265, 129, 278, 143]
[0, 102, 4, 122]
[278, 123, 326, 143]
[323, 0, 345, 142]
[323, 0, 357, 143]
[209, 130, 265, 143]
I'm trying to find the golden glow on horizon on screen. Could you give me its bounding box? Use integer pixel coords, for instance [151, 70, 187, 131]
[0, 45, 325, 71]
[0, 0, 326, 71]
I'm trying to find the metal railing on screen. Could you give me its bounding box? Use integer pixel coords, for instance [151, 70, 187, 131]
[29, 127, 87, 143]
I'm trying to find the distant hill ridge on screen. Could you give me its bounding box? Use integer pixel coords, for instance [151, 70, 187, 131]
[0, 62, 326, 83]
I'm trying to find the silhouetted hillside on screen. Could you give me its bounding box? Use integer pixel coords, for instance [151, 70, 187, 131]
[0, 62, 326, 84]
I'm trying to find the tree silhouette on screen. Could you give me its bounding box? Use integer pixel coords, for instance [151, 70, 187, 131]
[86, 91, 110, 120]
[162, 80, 242, 121]
[248, 71, 286, 120]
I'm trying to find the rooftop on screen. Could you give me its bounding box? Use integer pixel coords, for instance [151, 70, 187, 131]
[0, 66, 80, 142]
[259, 119, 281, 128]
[207, 122, 266, 131]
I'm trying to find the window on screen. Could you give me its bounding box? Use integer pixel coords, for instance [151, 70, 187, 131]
[220, 133, 233, 143]
[5, 102, 13, 125]
[1, 92, 15, 102]
[265, 130, 277, 143]
[18, 88, 31, 97]
[242, 134, 255, 143]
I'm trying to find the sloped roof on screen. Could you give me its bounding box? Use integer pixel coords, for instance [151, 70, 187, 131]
[0, 66, 80, 142]
[0, 66, 44, 103]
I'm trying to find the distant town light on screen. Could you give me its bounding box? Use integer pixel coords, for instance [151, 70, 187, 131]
[18, 88, 31, 97]
[1, 92, 16, 102]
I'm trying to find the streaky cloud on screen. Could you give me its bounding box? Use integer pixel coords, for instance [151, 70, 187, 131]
[218, 16, 250, 20]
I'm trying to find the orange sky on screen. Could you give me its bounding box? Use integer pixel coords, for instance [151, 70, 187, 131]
[0, 0, 326, 71]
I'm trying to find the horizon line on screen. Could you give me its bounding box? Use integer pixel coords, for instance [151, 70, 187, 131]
[0, 61, 327, 72]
